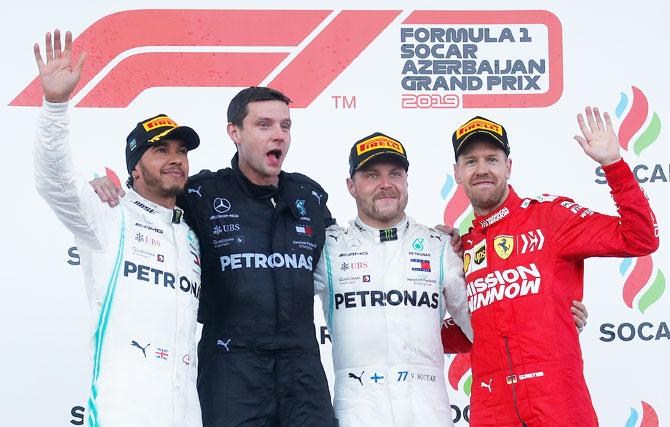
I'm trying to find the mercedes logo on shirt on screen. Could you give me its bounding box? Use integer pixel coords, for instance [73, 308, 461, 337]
[213, 198, 231, 214]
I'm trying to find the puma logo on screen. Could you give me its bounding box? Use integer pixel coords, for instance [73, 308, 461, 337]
[188, 186, 202, 197]
[216, 338, 232, 352]
[348, 371, 365, 386]
[481, 379, 493, 393]
[311, 190, 324, 205]
[131, 340, 150, 358]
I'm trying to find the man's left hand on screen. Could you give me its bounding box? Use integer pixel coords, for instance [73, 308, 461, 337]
[575, 106, 622, 167]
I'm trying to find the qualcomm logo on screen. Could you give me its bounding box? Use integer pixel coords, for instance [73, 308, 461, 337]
[620, 255, 665, 314]
[441, 173, 474, 235]
[625, 401, 658, 427]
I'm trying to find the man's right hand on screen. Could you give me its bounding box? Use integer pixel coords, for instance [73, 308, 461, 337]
[434, 224, 464, 258]
[90, 177, 125, 207]
[34, 30, 86, 103]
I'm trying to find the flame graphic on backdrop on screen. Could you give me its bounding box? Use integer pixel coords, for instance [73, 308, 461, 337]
[105, 167, 121, 188]
[616, 86, 661, 156]
[447, 353, 472, 397]
[625, 401, 659, 427]
[93, 167, 122, 188]
[441, 174, 474, 235]
[620, 255, 665, 314]
[442, 175, 474, 395]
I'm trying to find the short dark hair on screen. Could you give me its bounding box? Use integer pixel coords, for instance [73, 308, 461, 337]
[227, 87, 291, 128]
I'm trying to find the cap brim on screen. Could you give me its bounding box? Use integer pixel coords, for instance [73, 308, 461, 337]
[162, 126, 200, 150]
[355, 151, 409, 172]
[455, 131, 507, 158]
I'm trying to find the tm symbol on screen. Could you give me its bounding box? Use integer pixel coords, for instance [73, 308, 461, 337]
[332, 95, 357, 109]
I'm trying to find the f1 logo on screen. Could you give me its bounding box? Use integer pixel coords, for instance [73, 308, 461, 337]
[11, 9, 400, 108]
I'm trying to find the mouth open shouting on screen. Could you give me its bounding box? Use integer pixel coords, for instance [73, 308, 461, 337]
[266, 148, 283, 167]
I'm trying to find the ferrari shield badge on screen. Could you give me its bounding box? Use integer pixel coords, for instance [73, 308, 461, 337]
[494, 235, 514, 260]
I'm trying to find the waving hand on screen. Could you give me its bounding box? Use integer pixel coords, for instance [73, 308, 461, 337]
[574, 106, 622, 166]
[34, 30, 86, 103]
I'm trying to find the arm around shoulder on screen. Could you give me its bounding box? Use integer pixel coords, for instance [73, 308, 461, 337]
[440, 242, 473, 341]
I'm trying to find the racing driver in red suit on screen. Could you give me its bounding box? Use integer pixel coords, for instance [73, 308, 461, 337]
[451, 108, 659, 426]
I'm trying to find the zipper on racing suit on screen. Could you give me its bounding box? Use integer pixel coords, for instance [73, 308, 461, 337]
[504, 336, 528, 427]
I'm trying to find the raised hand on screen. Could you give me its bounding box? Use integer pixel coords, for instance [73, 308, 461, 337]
[574, 106, 622, 166]
[34, 29, 86, 103]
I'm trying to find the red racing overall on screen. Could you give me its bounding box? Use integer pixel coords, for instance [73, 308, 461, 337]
[463, 160, 658, 426]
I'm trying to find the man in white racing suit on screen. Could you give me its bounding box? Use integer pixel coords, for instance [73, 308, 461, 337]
[33, 30, 202, 426]
[314, 132, 473, 427]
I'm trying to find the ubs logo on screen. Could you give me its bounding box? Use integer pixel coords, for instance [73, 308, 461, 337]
[135, 233, 161, 247]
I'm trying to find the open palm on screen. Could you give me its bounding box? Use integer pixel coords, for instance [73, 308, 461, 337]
[574, 107, 621, 166]
[34, 30, 86, 103]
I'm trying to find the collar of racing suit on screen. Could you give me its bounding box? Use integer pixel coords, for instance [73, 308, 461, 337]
[230, 153, 281, 200]
[472, 185, 522, 232]
[351, 215, 411, 243]
[125, 188, 181, 224]
[229, 153, 307, 220]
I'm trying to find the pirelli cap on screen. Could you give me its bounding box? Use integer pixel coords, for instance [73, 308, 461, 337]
[349, 132, 409, 176]
[452, 116, 510, 160]
[125, 114, 200, 174]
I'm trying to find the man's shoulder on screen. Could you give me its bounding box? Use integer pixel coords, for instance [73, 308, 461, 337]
[516, 193, 576, 211]
[408, 220, 434, 235]
[179, 169, 234, 212]
[183, 168, 234, 199]
[282, 171, 327, 192]
[406, 219, 446, 240]
[188, 168, 233, 184]
[408, 222, 455, 254]
[323, 223, 362, 254]
[324, 224, 347, 244]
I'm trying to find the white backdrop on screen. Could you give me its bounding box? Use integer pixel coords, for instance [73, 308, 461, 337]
[1, 1, 667, 425]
